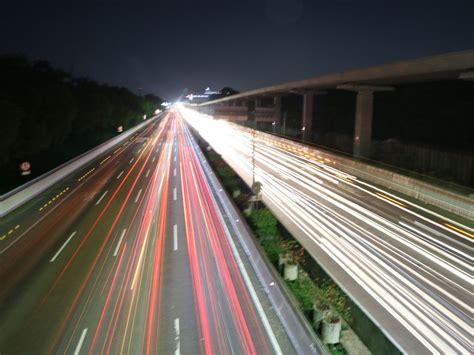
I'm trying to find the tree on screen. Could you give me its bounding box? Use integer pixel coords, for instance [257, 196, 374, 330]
[0, 55, 164, 193]
[220, 87, 239, 96]
[249, 208, 278, 239]
[0, 99, 23, 165]
[207, 87, 239, 100]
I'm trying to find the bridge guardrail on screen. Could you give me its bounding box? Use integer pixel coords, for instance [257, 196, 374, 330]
[0, 114, 161, 217]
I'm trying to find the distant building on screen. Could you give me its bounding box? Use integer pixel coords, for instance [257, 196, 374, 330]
[185, 87, 239, 103]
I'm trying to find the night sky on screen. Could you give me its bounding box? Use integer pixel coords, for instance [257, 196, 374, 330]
[2, 0, 473, 100]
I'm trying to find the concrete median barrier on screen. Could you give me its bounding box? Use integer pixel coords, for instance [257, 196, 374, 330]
[0, 115, 161, 217]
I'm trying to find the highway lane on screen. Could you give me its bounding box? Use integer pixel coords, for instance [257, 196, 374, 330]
[0, 115, 163, 303]
[176, 117, 279, 354]
[0, 110, 295, 354]
[181, 107, 473, 354]
[0, 113, 170, 352]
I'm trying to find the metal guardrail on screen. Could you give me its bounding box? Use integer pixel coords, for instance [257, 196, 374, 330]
[0, 114, 161, 217]
[234, 121, 474, 221]
[192, 131, 328, 355]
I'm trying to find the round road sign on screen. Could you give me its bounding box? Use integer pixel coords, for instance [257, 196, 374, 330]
[20, 161, 31, 171]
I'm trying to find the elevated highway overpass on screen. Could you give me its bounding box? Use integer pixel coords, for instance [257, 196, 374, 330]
[197, 50, 474, 158]
[192, 50, 474, 220]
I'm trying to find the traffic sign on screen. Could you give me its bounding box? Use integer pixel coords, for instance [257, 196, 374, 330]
[20, 161, 31, 176]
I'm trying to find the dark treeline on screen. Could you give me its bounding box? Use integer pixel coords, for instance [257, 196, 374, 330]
[0, 55, 163, 193]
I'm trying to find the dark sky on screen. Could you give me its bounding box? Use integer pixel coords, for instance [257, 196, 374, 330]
[2, 0, 473, 100]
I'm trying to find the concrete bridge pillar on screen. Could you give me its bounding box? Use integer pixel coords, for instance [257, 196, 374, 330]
[338, 84, 394, 157]
[302, 91, 314, 142]
[354, 90, 374, 157]
[301, 91, 326, 142]
[273, 95, 282, 127]
[247, 99, 256, 123]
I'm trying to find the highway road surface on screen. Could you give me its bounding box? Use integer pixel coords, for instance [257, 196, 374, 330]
[0, 111, 297, 354]
[182, 107, 473, 355]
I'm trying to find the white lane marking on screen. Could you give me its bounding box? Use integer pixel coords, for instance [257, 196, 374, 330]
[220, 206, 282, 354]
[400, 222, 471, 259]
[113, 229, 127, 257]
[173, 224, 178, 251]
[129, 158, 134, 164]
[156, 147, 160, 153]
[174, 318, 180, 355]
[174, 155, 176, 162]
[174, 168, 176, 177]
[95, 190, 108, 205]
[146, 169, 150, 178]
[414, 221, 447, 238]
[116, 170, 124, 179]
[152, 156, 156, 163]
[50, 231, 76, 262]
[173, 188, 177, 201]
[74, 328, 88, 355]
[135, 189, 142, 203]
[412, 214, 471, 245]
[197, 141, 283, 354]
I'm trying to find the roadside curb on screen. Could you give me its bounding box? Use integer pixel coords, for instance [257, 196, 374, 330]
[190, 132, 328, 355]
[0, 114, 162, 217]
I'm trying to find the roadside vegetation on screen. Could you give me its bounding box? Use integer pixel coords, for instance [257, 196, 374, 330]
[0, 55, 163, 193]
[196, 133, 400, 355]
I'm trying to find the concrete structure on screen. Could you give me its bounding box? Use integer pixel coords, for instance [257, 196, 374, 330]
[198, 50, 474, 158]
[301, 91, 327, 142]
[0, 114, 162, 217]
[212, 105, 247, 121]
[210, 97, 280, 125]
[337, 85, 394, 157]
[255, 106, 276, 122]
[273, 95, 282, 126]
[255, 128, 474, 220]
[302, 91, 314, 141]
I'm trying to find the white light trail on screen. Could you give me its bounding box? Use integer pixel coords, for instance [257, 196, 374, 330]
[180, 106, 473, 353]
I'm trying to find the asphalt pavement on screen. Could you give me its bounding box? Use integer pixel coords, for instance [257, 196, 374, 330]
[181, 107, 473, 354]
[0, 110, 298, 354]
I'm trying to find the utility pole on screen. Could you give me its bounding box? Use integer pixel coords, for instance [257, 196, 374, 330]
[252, 116, 256, 186]
[249, 100, 262, 210]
